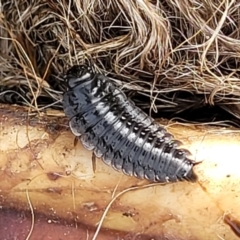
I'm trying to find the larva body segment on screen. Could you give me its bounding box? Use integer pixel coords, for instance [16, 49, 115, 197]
[63, 65, 198, 183]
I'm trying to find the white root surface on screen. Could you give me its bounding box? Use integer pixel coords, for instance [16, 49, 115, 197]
[0, 104, 240, 239]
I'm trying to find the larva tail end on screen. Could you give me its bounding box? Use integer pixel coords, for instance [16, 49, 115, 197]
[185, 168, 198, 182]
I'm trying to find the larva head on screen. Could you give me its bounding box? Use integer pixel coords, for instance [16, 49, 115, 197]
[65, 64, 94, 89]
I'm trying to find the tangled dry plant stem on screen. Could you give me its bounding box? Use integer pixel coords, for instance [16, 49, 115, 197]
[0, 0, 240, 122]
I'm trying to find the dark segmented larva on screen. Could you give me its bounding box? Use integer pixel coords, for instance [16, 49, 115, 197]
[62, 64, 198, 183]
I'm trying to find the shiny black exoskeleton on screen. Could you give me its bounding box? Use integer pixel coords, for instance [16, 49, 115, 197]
[63, 64, 198, 183]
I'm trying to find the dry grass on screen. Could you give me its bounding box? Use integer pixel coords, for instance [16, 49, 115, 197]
[0, 0, 240, 120]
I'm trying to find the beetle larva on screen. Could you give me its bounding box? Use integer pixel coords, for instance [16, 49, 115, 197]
[62, 64, 198, 183]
